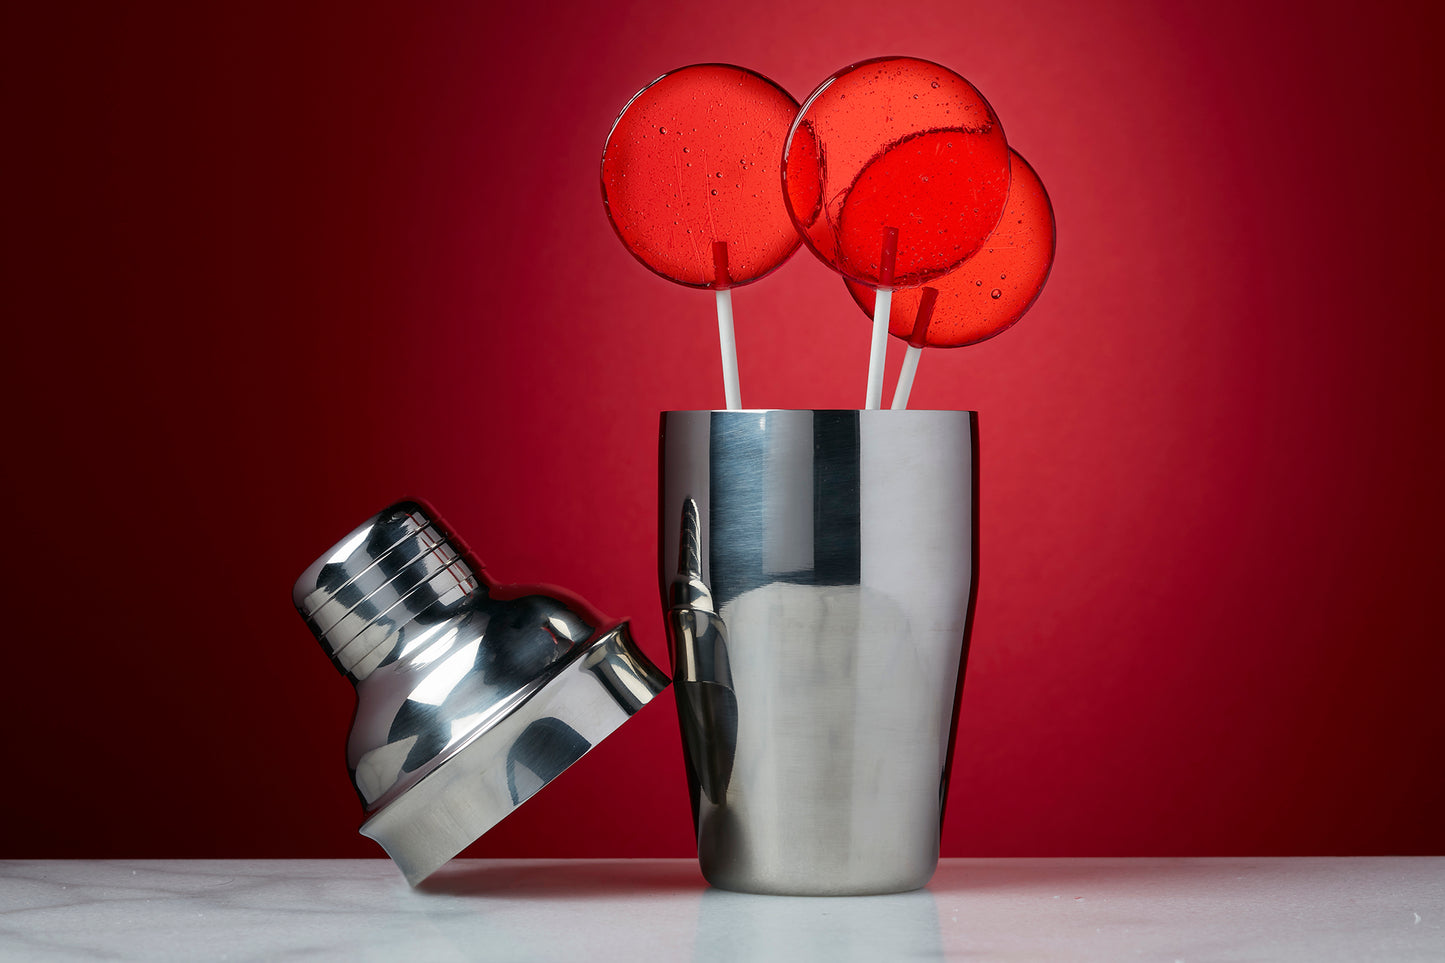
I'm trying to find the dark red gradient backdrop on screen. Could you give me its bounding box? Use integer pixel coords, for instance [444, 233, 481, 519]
[4, 1, 1442, 859]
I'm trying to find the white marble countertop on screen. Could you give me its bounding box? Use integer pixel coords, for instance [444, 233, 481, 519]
[0, 858, 1440, 961]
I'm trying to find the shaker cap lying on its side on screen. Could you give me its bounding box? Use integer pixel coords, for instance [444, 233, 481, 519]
[292, 500, 669, 885]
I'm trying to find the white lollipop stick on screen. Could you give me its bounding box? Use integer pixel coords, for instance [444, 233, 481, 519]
[891, 345, 922, 409]
[715, 289, 740, 410]
[889, 286, 938, 411]
[864, 227, 900, 409]
[713, 241, 740, 410]
[865, 289, 892, 409]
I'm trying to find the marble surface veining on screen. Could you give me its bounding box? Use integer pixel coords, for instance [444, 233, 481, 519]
[0, 858, 1441, 961]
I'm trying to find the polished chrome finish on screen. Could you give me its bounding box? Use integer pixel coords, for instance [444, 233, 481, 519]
[660, 410, 978, 895]
[294, 501, 669, 885]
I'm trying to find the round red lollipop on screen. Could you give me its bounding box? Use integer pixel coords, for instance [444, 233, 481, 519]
[601, 64, 801, 289]
[846, 149, 1055, 348]
[846, 149, 1055, 409]
[783, 57, 1011, 288]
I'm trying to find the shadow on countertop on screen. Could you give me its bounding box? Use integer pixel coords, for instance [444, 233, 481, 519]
[417, 858, 708, 898]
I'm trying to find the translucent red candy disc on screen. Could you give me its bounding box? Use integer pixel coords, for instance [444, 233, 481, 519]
[783, 57, 1011, 288]
[846, 150, 1055, 347]
[601, 64, 801, 289]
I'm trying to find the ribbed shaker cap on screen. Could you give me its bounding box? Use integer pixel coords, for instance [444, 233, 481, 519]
[293, 501, 480, 678]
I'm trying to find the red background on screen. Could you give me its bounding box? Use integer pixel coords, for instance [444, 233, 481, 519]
[4, 0, 1442, 859]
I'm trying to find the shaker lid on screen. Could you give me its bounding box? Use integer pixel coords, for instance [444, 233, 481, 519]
[292, 500, 670, 885]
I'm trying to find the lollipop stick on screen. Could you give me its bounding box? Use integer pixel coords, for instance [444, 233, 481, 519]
[713, 241, 740, 411]
[866, 290, 892, 408]
[715, 289, 740, 410]
[865, 227, 899, 409]
[891, 346, 922, 409]
[890, 286, 938, 410]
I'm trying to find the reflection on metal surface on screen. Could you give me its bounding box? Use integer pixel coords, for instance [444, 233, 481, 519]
[294, 501, 669, 885]
[660, 410, 978, 896]
[694, 885, 943, 960]
[668, 498, 738, 809]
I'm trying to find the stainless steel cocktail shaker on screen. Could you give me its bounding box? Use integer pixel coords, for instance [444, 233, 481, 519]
[293, 501, 668, 884]
[660, 410, 978, 895]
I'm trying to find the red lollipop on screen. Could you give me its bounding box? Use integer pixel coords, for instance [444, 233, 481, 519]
[602, 64, 800, 409]
[782, 57, 1011, 407]
[845, 149, 1056, 407]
